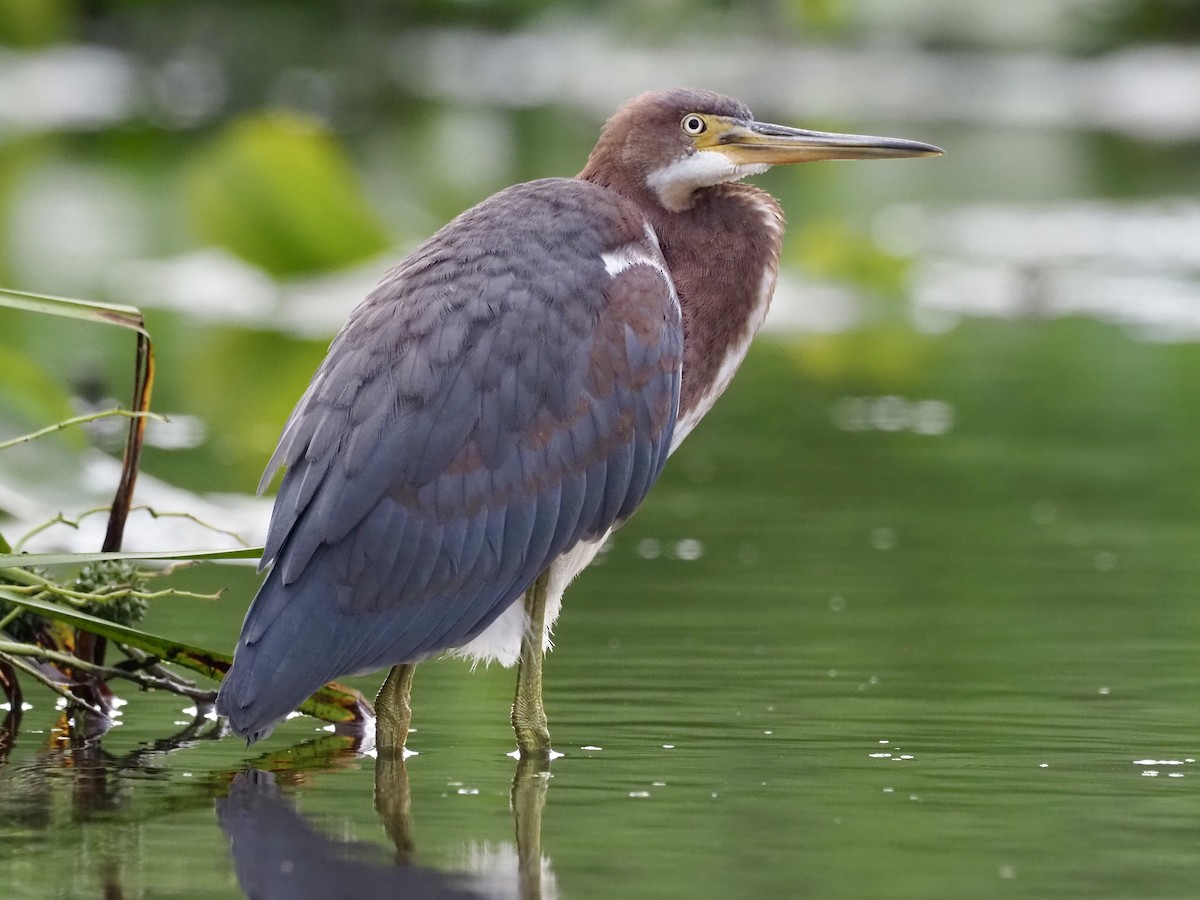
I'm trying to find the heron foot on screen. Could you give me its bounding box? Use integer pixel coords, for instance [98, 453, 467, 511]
[376, 663, 416, 756]
[512, 679, 551, 758]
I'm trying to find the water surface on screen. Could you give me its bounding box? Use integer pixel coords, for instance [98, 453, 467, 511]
[4, 321, 1200, 898]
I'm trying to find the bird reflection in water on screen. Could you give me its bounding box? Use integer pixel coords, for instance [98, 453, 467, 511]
[2, 705, 555, 899]
[218, 747, 557, 900]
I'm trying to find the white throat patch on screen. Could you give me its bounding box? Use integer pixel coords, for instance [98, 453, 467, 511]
[646, 150, 771, 211]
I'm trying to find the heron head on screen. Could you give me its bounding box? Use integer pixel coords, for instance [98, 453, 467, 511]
[583, 88, 943, 212]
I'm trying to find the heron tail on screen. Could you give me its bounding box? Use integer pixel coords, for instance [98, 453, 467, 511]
[214, 569, 346, 742]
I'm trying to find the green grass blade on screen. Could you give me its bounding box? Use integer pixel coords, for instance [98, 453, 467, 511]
[0, 547, 265, 568]
[0, 287, 146, 334]
[0, 587, 228, 678]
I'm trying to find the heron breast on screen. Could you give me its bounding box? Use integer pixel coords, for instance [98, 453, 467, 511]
[671, 260, 776, 452]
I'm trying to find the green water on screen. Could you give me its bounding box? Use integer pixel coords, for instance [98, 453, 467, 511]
[4, 320, 1200, 898]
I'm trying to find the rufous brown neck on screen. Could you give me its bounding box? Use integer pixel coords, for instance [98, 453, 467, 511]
[579, 156, 784, 433]
[642, 182, 782, 428]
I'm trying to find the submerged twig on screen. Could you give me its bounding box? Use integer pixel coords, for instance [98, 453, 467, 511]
[117, 645, 200, 689]
[0, 653, 104, 715]
[0, 640, 217, 703]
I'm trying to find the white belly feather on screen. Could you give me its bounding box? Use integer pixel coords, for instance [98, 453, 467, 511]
[450, 534, 610, 666]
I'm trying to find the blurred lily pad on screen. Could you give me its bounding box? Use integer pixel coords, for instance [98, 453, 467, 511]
[790, 217, 911, 296]
[186, 112, 389, 277]
[785, 218, 933, 387]
[788, 327, 936, 389]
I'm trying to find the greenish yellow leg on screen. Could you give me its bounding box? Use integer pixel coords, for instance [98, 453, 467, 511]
[512, 570, 552, 758]
[376, 662, 416, 755]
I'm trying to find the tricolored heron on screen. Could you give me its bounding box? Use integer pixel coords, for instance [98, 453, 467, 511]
[215, 89, 941, 756]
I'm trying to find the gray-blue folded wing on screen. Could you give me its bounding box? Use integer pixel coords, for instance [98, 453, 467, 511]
[216, 179, 682, 740]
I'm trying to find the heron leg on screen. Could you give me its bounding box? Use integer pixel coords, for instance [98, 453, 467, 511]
[376, 663, 416, 755]
[512, 570, 552, 758]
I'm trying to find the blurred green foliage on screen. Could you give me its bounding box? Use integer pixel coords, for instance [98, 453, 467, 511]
[785, 0, 851, 34]
[3, 0, 1196, 60]
[0, 138, 45, 286]
[142, 322, 329, 492]
[788, 327, 936, 389]
[0, 0, 68, 46]
[1085, 0, 1200, 46]
[791, 218, 910, 295]
[185, 112, 389, 277]
[0, 343, 80, 444]
[786, 219, 931, 387]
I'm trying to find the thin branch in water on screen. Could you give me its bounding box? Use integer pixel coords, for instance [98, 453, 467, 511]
[0, 652, 104, 715]
[0, 640, 217, 703]
[0, 567, 44, 588]
[0, 658, 21, 710]
[117, 645, 200, 690]
[16, 512, 95, 551]
[0, 408, 168, 452]
[104, 326, 154, 553]
[126, 505, 249, 547]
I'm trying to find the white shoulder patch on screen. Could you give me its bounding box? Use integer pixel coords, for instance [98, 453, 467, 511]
[600, 245, 654, 277]
[600, 223, 673, 290]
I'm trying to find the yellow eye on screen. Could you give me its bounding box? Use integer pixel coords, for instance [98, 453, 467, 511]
[681, 114, 707, 136]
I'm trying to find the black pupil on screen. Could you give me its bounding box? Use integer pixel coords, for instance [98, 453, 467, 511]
[686, 117, 702, 132]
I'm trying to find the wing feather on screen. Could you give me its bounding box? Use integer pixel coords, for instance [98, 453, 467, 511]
[217, 178, 683, 739]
